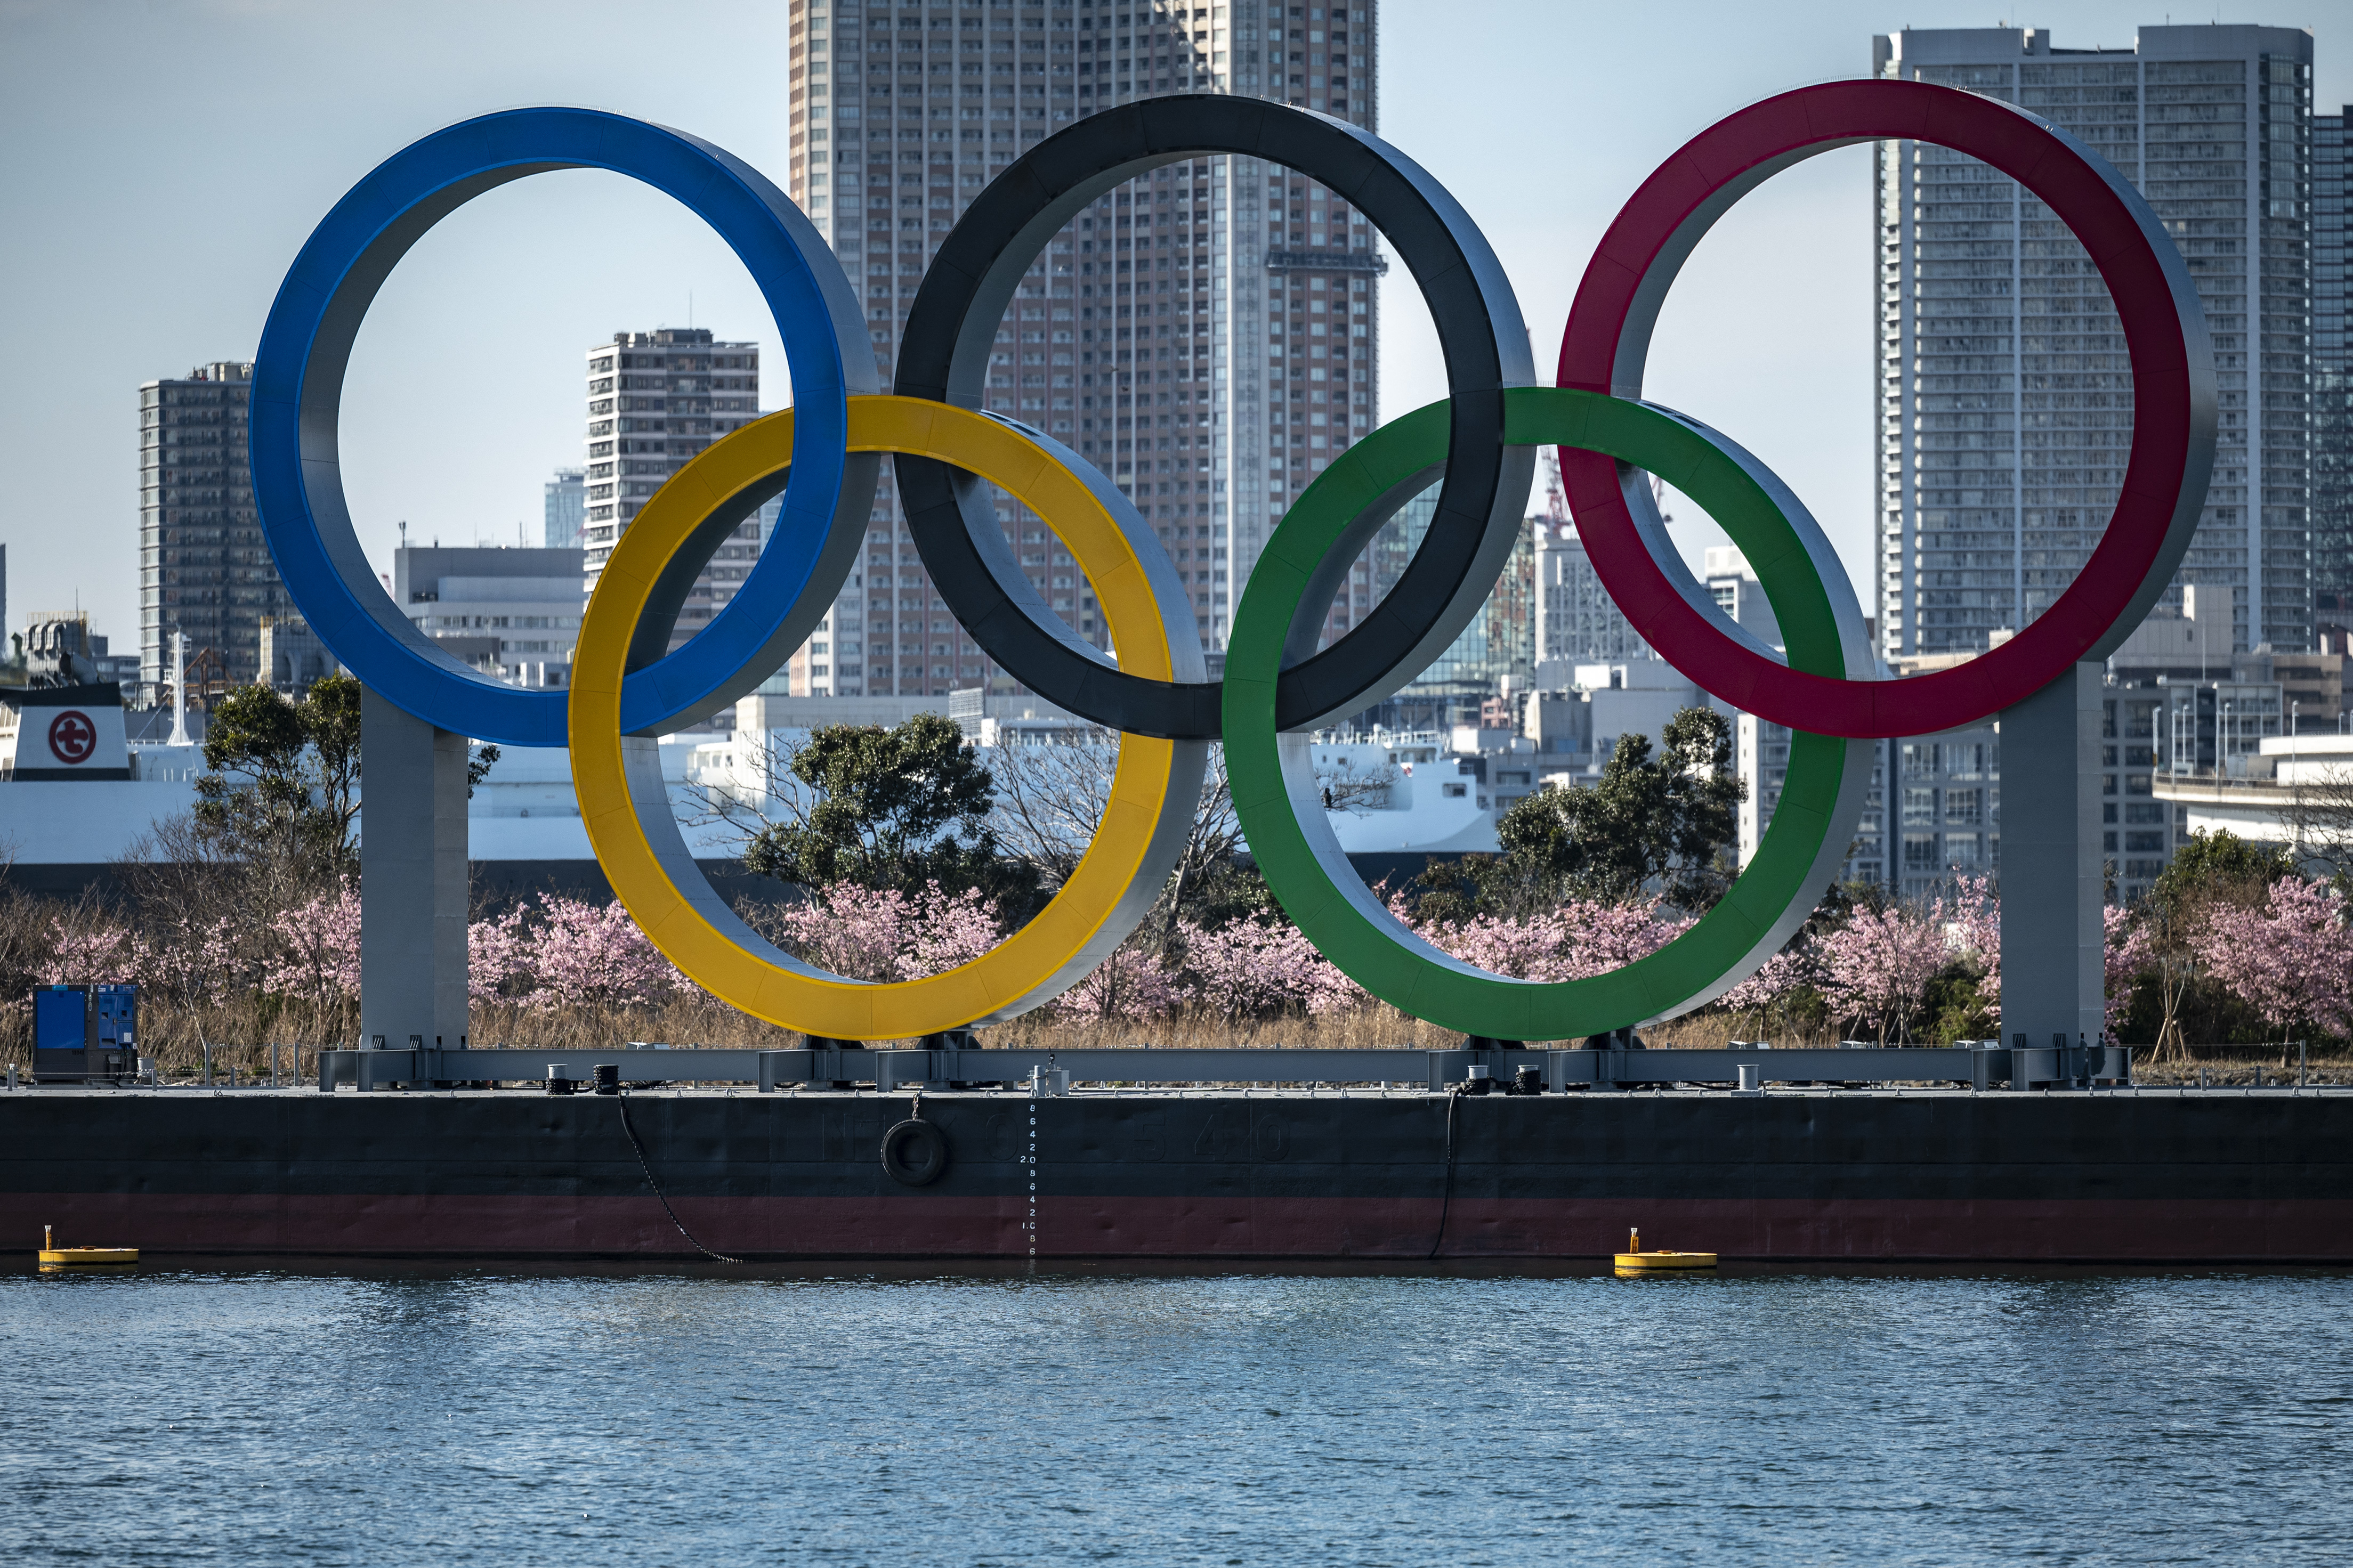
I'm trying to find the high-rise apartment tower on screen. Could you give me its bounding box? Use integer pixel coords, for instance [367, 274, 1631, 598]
[138, 361, 295, 703]
[580, 329, 772, 664]
[544, 467, 585, 549]
[786, 0, 1380, 698]
[1872, 25, 2314, 659]
[2315, 101, 2349, 637]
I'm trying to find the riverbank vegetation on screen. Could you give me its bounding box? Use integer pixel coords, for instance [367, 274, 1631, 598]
[5, 708, 2350, 1082]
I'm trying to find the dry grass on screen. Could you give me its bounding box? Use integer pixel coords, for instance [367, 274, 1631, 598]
[982, 1007, 1451, 1051]
[21, 988, 2353, 1090]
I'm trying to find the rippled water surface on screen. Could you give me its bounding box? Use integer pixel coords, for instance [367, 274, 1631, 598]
[6, 1262, 2350, 1565]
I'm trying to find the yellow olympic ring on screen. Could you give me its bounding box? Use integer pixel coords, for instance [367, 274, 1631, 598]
[571, 396, 1208, 1038]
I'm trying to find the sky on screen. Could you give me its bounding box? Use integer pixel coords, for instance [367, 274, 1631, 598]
[0, 0, 2342, 651]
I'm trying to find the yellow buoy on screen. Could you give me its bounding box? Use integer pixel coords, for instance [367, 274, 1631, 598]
[37, 1224, 137, 1269]
[1613, 1226, 1716, 1273]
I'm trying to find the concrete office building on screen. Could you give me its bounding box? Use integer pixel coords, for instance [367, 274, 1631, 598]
[1532, 520, 1647, 677]
[396, 546, 587, 689]
[544, 467, 585, 549]
[1355, 488, 1530, 729]
[1872, 24, 2315, 660]
[138, 361, 295, 703]
[2317, 102, 2349, 637]
[785, 0, 1379, 698]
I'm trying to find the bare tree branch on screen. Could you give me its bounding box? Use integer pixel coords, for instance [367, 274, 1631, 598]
[2288, 760, 2353, 880]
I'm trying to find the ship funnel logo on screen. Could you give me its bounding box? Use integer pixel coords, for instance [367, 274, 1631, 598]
[46, 711, 96, 766]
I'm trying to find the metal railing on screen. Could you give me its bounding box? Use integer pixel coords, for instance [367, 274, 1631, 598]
[308, 1040, 2133, 1094]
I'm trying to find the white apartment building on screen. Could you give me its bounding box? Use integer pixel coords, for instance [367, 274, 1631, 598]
[786, 0, 1380, 698]
[1873, 24, 2315, 660]
[579, 328, 772, 666]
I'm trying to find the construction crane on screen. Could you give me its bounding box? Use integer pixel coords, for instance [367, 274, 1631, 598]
[1533, 446, 1670, 531]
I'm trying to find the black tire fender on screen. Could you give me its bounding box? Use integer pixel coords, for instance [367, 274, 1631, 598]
[880, 1118, 949, 1187]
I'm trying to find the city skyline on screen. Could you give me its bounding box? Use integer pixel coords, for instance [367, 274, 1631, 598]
[2, 2, 2343, 664]
[781, 0, 1383, 700]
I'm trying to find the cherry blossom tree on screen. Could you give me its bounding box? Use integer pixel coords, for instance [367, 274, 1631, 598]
[40, 915, 134, 985]
[1046, 936, 1185, 1022]
[467, 905, 536, 1005]
[1815, 899, 1951, 1044]
[131, 916, 244, 1008]
[1555, 899, 1692, 979]
[2191, 877, 2353, 1043]
[1414, 909, 1573, 980]
[263, 884, 361, 1007]
[1383, 893, 1687, 986]
[763, 881, 1001, 984]
[522, 895, 686, 1009]
[2104, 905, 2147, 1038]
[1718, 944, 1820, 1039]
[1945, 876, 2000, 1013]
[1177, 916, 1361, 1021]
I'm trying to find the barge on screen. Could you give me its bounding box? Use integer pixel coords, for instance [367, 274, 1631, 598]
[5, 1076, 2350, 1263]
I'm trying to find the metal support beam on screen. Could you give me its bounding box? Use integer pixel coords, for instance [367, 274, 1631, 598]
[1999, 662, 2105, 1072]
[360, 688, 469, 1077]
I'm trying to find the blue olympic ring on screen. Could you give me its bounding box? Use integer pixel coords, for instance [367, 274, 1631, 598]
[249, 108, 878, 747]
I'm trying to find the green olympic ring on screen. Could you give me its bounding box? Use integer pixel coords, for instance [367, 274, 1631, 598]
[1225, 387, 1874, 1040]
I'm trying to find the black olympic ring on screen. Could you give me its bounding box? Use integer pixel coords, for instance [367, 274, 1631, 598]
[894, 95, 1536, 740]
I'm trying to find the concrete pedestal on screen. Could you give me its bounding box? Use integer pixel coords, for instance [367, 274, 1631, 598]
[1998, 662, 2105, 1069]
[359, 688, 469, 1055]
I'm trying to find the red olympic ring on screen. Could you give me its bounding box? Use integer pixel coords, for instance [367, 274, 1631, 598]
[1558, 79, 2215, 738]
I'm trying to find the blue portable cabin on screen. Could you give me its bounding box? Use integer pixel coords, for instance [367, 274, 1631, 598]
[30, 982, 138, 1084]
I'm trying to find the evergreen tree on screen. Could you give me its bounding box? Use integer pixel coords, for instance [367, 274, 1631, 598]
[743, 714, 1038, 919]
[1449, 700, 1750, 912]
[1417, 706, 1745, 920]
[195, 675, 365, 880]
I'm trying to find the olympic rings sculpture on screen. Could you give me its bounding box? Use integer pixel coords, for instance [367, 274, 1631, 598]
[252, 80, 2213, 1043]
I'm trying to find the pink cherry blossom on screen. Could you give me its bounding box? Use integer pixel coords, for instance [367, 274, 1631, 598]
[467, 904, 536, 1005]
[2104, 904, 2147, 1036]
[1177, 917, 1362, 1020]
[132, 916, 243, 1006]
[41, 916, 134, 985]
[1378, 894, 1688, 986]
[764, 881, 1002, 984]
[2190, 877, 2353, 1042]
[1047, 937, 1185, 1021]
[263, 884, 361, 1005]
[519, 895, 688, 1009]
[1815, 901, 1950, 1044]
[1718, 944, 1820, 1034]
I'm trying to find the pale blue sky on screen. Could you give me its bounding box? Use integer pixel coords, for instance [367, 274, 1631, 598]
[0, 0, 2340, 647]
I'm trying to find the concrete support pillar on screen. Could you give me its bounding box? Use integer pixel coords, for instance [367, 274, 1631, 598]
[1999, 662, 2105, 1061]
[360, 687, 470, 1057]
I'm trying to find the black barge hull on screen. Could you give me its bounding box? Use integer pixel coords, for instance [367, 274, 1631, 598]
[5, 1090, 2350, 1263]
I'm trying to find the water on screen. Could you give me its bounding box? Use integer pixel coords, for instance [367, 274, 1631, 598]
[6, 1262, 2351, 1566]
